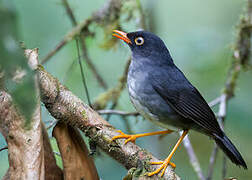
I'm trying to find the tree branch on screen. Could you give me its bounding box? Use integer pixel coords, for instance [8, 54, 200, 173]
[0, 49, 44, 179]
[98, 109, 140, 116]
[37, 61, 180, 179]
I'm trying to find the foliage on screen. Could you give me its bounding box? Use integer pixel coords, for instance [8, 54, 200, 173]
[0, 3, 36, 124]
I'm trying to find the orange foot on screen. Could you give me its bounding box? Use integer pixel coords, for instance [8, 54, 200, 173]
[112, 129, 174, 144]
[147, 130, 188, 177]
[148, 158, 176, 177]
[111, 130, 138, 144]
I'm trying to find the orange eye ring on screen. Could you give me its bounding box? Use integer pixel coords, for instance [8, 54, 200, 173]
[135, 37, 144, 45]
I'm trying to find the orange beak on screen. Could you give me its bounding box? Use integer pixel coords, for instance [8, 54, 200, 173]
[112, 30, 132, 44]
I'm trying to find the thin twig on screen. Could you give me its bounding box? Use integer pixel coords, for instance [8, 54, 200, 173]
[206, 144, 218, 180]
[81, 40, 108, 89]
[75, 38, 92, 106]
[98, 109, 139, 116]
[208, 96, 222, 108]
[41, 18, 92, 64]
[222, 155, 227, 179]
[61, 0, 77, 25]
[207, 94, 227, 180]
[63, 58, 77, 83]
[61, 0, 108, 89]
[180, 132, 206, 180]
[217, 94, 227, 128]
[105, 100, 118, 121]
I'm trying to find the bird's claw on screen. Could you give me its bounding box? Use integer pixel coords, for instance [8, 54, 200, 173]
[112, 130, 136, 144]
[147, 160, 176, 177]
[150, 161, 176, 168]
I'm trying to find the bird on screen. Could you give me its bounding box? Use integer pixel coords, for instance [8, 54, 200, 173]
[112, 30, 247, 177]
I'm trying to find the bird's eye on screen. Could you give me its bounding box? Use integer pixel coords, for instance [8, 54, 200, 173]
[134, 37, 144, 45]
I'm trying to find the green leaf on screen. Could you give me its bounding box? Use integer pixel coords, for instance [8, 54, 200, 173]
[0, 3, 37, 126]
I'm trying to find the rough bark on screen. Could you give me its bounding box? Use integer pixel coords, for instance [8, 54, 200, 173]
[0, 49, 44, 180]
[37, 60, 179, 179]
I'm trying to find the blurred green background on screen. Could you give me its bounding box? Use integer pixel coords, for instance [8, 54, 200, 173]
[0, 0, 252, 179]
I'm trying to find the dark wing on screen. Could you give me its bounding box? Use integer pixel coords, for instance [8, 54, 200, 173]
[151, 70, 222, 135]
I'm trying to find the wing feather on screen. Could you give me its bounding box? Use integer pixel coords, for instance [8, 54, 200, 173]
[152, 79, 222, 135]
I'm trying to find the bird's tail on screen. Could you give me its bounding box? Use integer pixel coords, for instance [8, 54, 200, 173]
[213, 133, 247, 169]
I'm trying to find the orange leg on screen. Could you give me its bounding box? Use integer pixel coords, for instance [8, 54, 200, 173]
[147, 130, 188, 177]
[112, 129, 174, 144]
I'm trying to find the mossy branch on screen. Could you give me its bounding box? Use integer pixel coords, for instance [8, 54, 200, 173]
[37, 58, 180, 180]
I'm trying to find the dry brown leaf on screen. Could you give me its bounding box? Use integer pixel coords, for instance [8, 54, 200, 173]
[53, 122, 99, 180]
[42, 123, 63, 180]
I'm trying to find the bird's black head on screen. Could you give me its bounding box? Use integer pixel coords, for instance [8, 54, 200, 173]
[113, 30, 173, 65]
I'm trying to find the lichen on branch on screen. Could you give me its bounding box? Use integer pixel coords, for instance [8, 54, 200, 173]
[37, 60, 179, 180]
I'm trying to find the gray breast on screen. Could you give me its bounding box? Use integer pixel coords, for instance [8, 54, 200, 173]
[127, 61, 184, 130]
